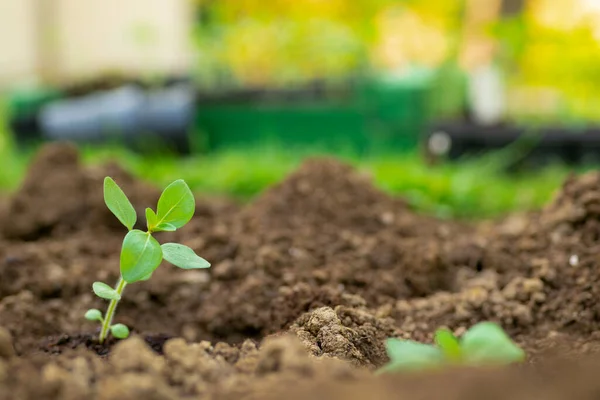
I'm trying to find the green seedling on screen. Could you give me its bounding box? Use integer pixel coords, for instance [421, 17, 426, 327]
[85, 177, 211, 343]
[377, 322, 525, 374]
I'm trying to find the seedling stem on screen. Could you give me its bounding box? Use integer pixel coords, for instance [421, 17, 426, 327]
[99, 277, 127, 344]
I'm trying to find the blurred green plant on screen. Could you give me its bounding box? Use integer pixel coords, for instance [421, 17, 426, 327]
[492, 1, 600, 123]
[0, 100, 31, 192]
[0, 96, 573, 220]
[377, 322, 525, 374]
[76, 142, 569, 220]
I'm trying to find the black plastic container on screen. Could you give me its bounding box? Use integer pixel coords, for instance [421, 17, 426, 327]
[424, 121, 600, 169]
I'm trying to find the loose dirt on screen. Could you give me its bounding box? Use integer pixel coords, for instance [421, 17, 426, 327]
[1, 142, 600, 399]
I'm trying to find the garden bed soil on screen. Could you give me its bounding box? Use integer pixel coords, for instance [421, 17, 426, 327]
[2, 143, 600, 399]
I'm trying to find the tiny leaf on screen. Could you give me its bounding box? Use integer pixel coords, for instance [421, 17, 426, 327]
[155, 179, 195, 229]
[153, 223, 177, 232]
[92, 282, 121, 300]
[120, 229, 163, 283]
[161, 243, 211, 270]
[435, 328, 462, 362]
[104, 177, 137, 230]
[461, 322, 526, 365]
[146, 208, 158, 231]
[377, 338, 443, 373]
[84, 309, 103, 322]
[110, 324, 130, 339]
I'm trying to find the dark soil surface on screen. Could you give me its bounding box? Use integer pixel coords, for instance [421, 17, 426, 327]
[2, 142, 600, 399]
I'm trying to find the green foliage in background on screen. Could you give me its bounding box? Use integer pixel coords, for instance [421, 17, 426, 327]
[0, 100, 572, 220]
[73, 143, 567, 220]
[492, 1, 600, 123]
[192, 0, 465, 87]
[0, 101, 28, 191]
[193, 0, 600, 124]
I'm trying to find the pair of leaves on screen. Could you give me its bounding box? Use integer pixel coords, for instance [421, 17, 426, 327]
[378, 322, 525, 374]
[84, 310, 129, 339]
[104, 177, 196, 233]
[104, 177, 209, 283]
[120, 230, 210, 283]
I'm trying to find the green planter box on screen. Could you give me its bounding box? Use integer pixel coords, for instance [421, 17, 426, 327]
[7, 87, 63, 117]
[196, 104, 370, 152]
[194, 70, 441, 154]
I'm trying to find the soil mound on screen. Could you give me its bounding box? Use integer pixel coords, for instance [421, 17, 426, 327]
[384, 170, 600, 343]
[540, 171, 600, 234]
[240, 157, 410, 232]
[1, 142, 160, 240]
[195, 158, 463, 339]
[3, 144, 600, 399]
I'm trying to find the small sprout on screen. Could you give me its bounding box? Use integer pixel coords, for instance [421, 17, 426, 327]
[145, 208, 158, 231]
[377, 322, 525, 374]
[146, 206, 178, 232]
[92, 282, 121, 300]
[110, 324, 130, 339]
[84, 309, 103, 322]
[85, 177, 211, 344]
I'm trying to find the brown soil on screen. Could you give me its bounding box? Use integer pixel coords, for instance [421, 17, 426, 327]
[1, 142, 600, 399]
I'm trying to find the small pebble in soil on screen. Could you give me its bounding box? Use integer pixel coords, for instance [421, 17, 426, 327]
[569, 254, 579, 267]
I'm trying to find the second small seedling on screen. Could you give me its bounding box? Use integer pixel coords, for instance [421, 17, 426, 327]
[377, 322, 525, 374]
[85, 177, 211, 343]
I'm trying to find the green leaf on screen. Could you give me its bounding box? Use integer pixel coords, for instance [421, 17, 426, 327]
[84, 309, 103, 322]
[140, 272, 153, 281]
[146, 207, 158, 231]
[92, 282, 121, 300]
[110, 324, 130, 339]
[461, 322, 526, 365]
[104, 177, 137, 230]
[161, 243, 211, 269]
[434, 328, 462, 361]
[155, 179, 195, 229]
[120, 229, 163, 283]
[153, 223, 177, 232]
[377, 338, 443, 373]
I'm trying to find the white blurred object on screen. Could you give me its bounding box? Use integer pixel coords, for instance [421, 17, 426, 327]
[39, 84, 195, 143]
[428, 131, 452, 156]
[0, 0, 192, 87]
[468, 64, 506, 125]
[569, 254, 579, 267]
[582, 0, 600, 12]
